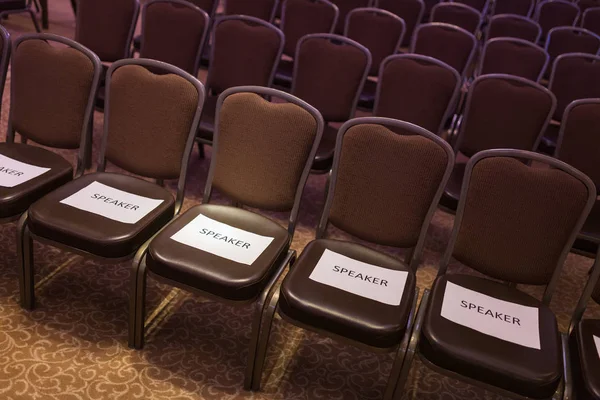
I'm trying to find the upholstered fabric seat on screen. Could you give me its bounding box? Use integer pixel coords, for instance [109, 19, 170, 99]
[147, 203, 291, 301]
[421, 274, 562, 399]
[571, 319, 600, 398]
[280, 238, 416, 348]
[28, 172, 175, 258]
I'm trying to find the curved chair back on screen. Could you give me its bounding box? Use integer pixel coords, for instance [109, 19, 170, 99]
[430, 2, 482, 34]
[377, 0, 425, 46]
[453, 0, 489, 13]
[330, 0, 371, 33]
[478, 38, 549, 82]
[189, 0, 219, 18]
[492, 0, 534, 17]
[545, 26, 600, 67]
[225, 0, 279, 22]
[535, 0, 580, 39]
[582, 6, 600, 35]
[487, 14, 542, 42]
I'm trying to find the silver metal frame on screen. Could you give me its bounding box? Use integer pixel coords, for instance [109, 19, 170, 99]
[490, 0, 535, 18]
[534, 0, 581, 31]
[0, 0, 40, 32]
[429, 2, 483, 35]
[581, 6, 600, 30]
[545, 26, 600, 58]
[486, 13, 543, 43]
[477, 37, 550, 82]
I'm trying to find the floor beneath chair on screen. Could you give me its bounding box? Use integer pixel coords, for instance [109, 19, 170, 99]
[0, 2, 598, 399]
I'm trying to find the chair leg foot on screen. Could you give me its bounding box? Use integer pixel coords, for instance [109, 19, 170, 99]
[17, 213, 35, 310]
[129, 256, 147, 349]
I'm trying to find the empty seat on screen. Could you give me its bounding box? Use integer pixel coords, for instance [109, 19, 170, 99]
[582, 6, 600, 36]
[378, 0, 426, 47]
[478, 38, 548, 82]
[486, 14, 542, 42]
[535, 0, 580, 40]
[225, 0, 279, 21]
[545, 26, 600, 70]
[430, 2, 482, 34]
[492, 0, 534, 17]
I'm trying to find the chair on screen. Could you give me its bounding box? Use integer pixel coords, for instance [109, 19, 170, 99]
[330, 0, 371, 33]
[345, 7, 405, 108]
[443, 74, 556, 210]
[492, 0, 534, 17]
[17, 58, 205, 311]
[0, 0, 40, 32]
[225, 0, 279, 22]
[139, 0, 210, 76]
[374, 54, 461, 136]
[397, 148, 595, 399]
[291, 33, 371, 172]
[430, 2, 482, 35]
[0, 33, 100, 227]
[555, 99, 600, 255]
[486, 14, 542, 42]
[478, 38, 549, 82]
[252, 116, 455, 399]
[197, 15, 284, 148]
[132, 86, 324, 390]
[0, 25, 9, 121]
[535, 0, 580, 40]
[582, 6, 600, 36]
[377, 0, 425, 47]
[545, 26, 600, 71]
[411, 22, 477, 78]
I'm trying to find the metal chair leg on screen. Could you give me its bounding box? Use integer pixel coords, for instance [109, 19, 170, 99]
[28, 9, 41, 32]
[129, 255, 148, 349]
[251, 287, 280, 391]
[17, 213, 35, 310]
[32, 0, 40, 13]
[560, 333, 571, 400]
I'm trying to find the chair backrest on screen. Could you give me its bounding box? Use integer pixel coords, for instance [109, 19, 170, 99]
[75, 0, 140, 62]
[487, 14, 542, 42]
[318, 117, 454, 268]
[548, 53, 600, 121]
[582, 6, 600, 36]
[430, 2, 482, 34]
[206, 15, 284, 95]
[478, 38, 549, 82]
[440, 149, 595, 303]
[411, 22, 477, 77]
[0, 26, 9, 120]
[140, 0, 210, 76]
[535, 0, 580, 38]
[101, 59, 205, 211]
[292, 33, 371, 122]
[377, 0, 425, 47]
[330, 0, 372, 33]
[8, 34, 101, 176]
[188, 0, 219, 18]
[374, 54, 461, 135]
[453, 0, 488, 13]
[492, 0, 534, 17]
[545, 26, 600, 67]
[225, 0, 279, 22]
[205, 86, 324, 235]
[455, 74, 556, 157]
[345, 7, 405, 75]
[280, 0, 339, 57]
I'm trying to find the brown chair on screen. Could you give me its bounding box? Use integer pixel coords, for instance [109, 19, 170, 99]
[411, 22, 477, 78]
[430, 2, 482, 34]
[139, 0, 210, 76]
[225, 0, 279, 21]
[17, 58, 205, 312]
[582, 6, 600, 36]
[291, 33, 371, 172]
[486, 14, 542, 42]
[330, 0, 371, 33]
[545, 26, 600, 71]
[555, 99, 600, 255]
[132, 86, 324, 390]
[0, 0, 40, 32]
[397, 149, 595, 399]
[492, 0, 534, 17]
[443, 74, 556, 210]
[535, 0, 581, 40]
[275, 0, 339, 85]
[478, 37, 549, 82]
[374, 54, 461, 136]
[197, 15, 284, 147]
[377, 0, 426, 47]
[0, 33, 100, 226]
[252, 116, 455, 399]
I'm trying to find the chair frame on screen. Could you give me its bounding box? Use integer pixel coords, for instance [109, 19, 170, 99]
[581, 6, 600, 31]
[477, 37, 550, 82]
[373, 53, 462, 136]
[17, 58, 205, 312]
[534, 0, 581, 31]
[374, 0, 426, 34]
[491, 0, 535, 18]
[545, 26, 600, 57]
[280, 0, 339, 42]
[129, 85, 324, 392]
[225, 0, 280, 23]
[429, 2, 483, 35]
[0, 0, 40, 32]
[139, 0, 211, 76]
[395, 148, 596, 399]
[486, 13, 543, 43]
[252, 116, 455, 399]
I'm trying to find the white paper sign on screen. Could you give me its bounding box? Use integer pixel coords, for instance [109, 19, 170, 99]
[0, 154, 51, 188]
[594, 335, 600, 360]
[441, 281, 541, 349]
[60, 181, 164, 224]
[309, 249, 409, 306]
[170, 214, 275, 265]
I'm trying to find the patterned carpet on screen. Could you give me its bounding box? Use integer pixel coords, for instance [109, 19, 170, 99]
[0, 2, 598, 399]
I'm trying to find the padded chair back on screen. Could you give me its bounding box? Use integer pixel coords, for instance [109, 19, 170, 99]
[444, 149, 594, 291]
[582, 6, 600, 36]
[374, 54, 461, 135]
[345, 8, 405, 75]
[188, 0, 219, 17]
[319, 117, 454, 265]
[492, 0, 534, 16]
[225, 0, 279, 21]
[377, 0, 425, 47]
[140, 0, 210, 75]
[455, 74, 556, 157]
[487, 14, 542, 42]
[75, 0, 139, 62]
[206, 16, 284, 95]
[478, 38, 549, 82]
[548, 53, 600, 121]
[206, 87, 323, 231]
[430, 2, 482, 34]
[280, 0, 339, 57]
[545, 26, 600, 67]
[102, 59, 204, 184]
[330, 0, 371, 33]
[292, 34, 371, 122]
[535, 0, 580, 39]
[411, 22, 477, 77]
[453, 0, 488, 13]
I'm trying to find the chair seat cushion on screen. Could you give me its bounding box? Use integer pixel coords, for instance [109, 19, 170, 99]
[421, 274, 562, 398]
[279, 239, 416, 349]
[28, 172, 175, 258]
[572, 319, 600, 399]
[0, 143, 73, 219]
[147, 204, 291, 301]
[312, 124, 338, 172]
[197, 94, 218, 143]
